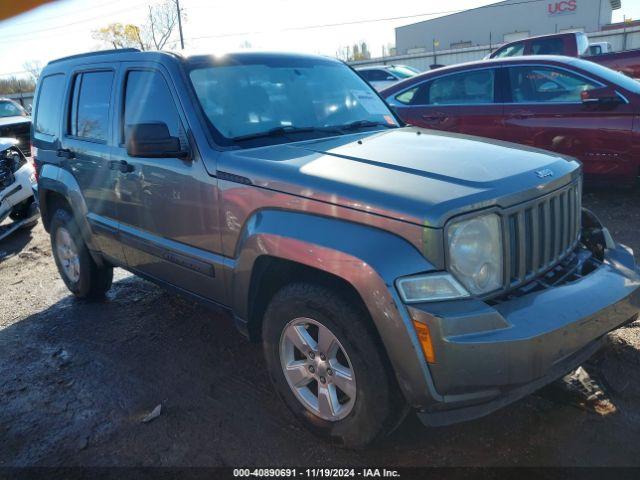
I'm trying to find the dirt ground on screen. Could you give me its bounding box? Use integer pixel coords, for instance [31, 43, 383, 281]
[2, 188, 640, 467]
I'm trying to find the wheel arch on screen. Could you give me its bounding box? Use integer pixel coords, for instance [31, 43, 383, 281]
[38, 164, 102, 261]
[231, 208, 443, 406]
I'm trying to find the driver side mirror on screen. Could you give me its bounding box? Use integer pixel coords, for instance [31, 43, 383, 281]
[126, 122, 190, 159]
[581, 87, 622, 106]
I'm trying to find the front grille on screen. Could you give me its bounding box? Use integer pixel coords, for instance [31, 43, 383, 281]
[503, 179, 582, 291]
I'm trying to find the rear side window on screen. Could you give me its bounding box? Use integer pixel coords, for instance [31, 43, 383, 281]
[35, 74, 65, 136]
[69, 71, 114, 142]
[428, 69, 495, 105]
[123, 70, 184, 145]
[530, 38, 564, 55]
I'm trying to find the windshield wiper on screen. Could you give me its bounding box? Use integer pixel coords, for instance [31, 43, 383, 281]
[231, 125, 337, 142]
[330, 120, 398, 132]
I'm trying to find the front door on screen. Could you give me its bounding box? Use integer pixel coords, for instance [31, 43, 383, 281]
[60, 67, 126, 264]
[391, 68, 503, 138]
[111, 65, 226, 303]
[501, 64, 635, 182]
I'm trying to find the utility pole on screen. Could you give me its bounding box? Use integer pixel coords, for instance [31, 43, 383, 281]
[176, 0, 185, 50]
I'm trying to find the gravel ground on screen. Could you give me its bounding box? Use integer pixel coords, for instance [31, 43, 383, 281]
[2, 188, 640, 467]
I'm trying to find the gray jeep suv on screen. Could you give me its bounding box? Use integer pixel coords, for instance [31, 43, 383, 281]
[33, 49, 640, 448]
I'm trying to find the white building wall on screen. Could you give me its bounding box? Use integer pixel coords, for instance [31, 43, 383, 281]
[395, 0, 616, 55]
[351, 25, 640, 72]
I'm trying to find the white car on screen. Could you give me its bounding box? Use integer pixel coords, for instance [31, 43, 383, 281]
[355, 65, 419, 91]
[0, 139, 38, 239]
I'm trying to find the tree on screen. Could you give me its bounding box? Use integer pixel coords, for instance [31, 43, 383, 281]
[92, 23, 147, 50]
[22, 60, 43, 82]
[92, 0, 185, 51]
[0, 76, 35, 95]
[145, 0, 182, 50]
[335, 41, 371, 62]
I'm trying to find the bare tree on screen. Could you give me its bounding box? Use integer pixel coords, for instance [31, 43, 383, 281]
[0, 76, 36, 95]
[22, 60, 43, 82]
[144, 0, 182, 50]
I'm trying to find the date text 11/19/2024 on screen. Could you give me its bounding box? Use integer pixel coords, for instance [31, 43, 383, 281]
[233, 468, 400, 478]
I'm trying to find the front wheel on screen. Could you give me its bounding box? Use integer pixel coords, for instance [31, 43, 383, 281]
[50, 208, 113, 299]
[262, 283, 407, 448]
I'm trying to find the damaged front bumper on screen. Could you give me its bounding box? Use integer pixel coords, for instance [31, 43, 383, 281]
[407, 217, 640, 426]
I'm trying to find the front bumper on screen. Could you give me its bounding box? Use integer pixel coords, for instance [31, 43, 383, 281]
[408, 242, 640, 426]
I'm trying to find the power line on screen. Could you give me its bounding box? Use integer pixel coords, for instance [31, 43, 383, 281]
[0, 1, 149, 41]
[186, 0, 548, 41]
[3, 0, 126, 27]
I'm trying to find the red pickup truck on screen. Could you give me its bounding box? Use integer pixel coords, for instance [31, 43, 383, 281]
[489, 31, 640, 78]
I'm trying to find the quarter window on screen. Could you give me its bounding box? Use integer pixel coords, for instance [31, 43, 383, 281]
[395, 83, 429, 105]
[35, 74, 65, 136]
[123, 70, 183, 145]
[494, 43, 524, 58]
[508, 66, 599, 103]
[69, 71, 114, 142]
[428, 70, 495, 105]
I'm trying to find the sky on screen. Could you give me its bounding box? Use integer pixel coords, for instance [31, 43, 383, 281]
[0, 0, 638, 78]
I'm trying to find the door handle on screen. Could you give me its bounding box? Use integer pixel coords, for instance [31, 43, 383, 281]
[421, 113, 446, 123]
[56, 148, 75, 159]
[109, 160, 134, 173]
[509, 110, 534, 119]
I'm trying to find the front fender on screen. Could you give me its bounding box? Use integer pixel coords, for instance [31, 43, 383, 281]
[232, 209, 444, 406]
[38, 164, 100, 255]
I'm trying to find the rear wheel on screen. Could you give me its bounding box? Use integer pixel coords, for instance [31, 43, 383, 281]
[262, 282, 407, 448]
[50, 208, 113, 299]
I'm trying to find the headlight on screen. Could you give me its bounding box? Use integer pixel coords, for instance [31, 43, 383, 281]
[396, 272, 470, 303]
[447, 213, 503, 295]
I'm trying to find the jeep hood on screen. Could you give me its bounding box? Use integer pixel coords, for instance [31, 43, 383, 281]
[216, 127, 581, 228]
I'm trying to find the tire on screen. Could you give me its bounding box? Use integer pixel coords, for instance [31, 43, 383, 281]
[262, 282, 408, 448]
[50, 208, 113, 299]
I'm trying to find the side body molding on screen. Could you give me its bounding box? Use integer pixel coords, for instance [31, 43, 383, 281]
[231, 209, 444, 406]
[37, 164, 100, 256]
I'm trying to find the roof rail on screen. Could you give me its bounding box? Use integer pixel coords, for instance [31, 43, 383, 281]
[48, 48, 140, 65]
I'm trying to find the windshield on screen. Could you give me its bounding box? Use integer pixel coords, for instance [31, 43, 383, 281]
[188, 56, 398, 145]
[0, 100, 26, 118]
[571, 58, 640, 94]
[387, 66, 417, 79]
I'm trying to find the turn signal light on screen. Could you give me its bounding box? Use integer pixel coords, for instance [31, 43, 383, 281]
[412, 320, 436, 364]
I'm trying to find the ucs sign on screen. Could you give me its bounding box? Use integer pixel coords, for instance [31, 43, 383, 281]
[548, 0, 577, 15]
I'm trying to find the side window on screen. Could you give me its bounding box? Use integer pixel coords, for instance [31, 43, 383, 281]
[69, 71, 114, 142]
[508, 66, 599, 103]
[588, 45, 602, 56]
[34, 74, 65, 136]
[428, 70, 495, 105]
[530, 38, 564, 55]
[394, 83, 429, 105]
[123, 70, 184, 146]
[360, 69, 394, 82]
[494, 43, 524, 58]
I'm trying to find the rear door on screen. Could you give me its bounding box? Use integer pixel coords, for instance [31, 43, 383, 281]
[111, 63, 225, 303]
[388, 67, 503, 138]
[501, 64, 635, 180]
[59, 66, 126, 263]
